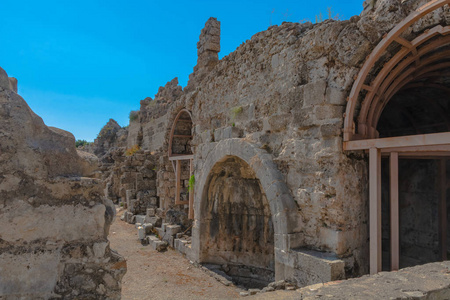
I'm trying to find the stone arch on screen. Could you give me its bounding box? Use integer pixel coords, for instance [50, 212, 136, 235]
[344, 0, 450, 141]
[191, 139, 299, 282]
[168, 108, 193, 157]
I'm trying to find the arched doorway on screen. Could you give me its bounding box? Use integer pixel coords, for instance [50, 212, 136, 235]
[200, 156, 274, 288]
[344, 0, 450, 274]
[169, 109, 194, 218]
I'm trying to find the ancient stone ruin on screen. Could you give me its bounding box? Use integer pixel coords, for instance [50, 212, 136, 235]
[2, 0, 450, 297]
[0, 67, 126, 299]
[86, 0, 450, 291]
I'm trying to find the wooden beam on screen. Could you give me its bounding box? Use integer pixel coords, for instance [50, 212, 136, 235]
[381, 153, 450, 159]
[379, 145, 450, 153]
[439, 159, 448, 261]
[390, 152, 400, 271]
[173, 134, 193, 138]
[175, 159, 181, 205]
[169, 154, 194, 161]
[370, 147, 382, 274]
[395, 36, 415, 49]
[188, 159, 194, 220]
[344, 0, 450, 141]
[344, 132, 450, 151]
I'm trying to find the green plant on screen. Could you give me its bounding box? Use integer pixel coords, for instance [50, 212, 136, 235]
[125, 144, 140, 156]
[230, 106, 243, 125]
[129, 110, 139, 122]
[75, 139, 91, 147]
[188, 174, 195, 192]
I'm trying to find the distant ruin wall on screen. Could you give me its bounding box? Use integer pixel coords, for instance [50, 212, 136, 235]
[0, 67, 126, 299]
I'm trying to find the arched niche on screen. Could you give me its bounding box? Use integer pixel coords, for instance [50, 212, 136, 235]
[200, 156, 274, 288]
[192, 139, 299, 285]
[168, 109, 194, 218]
[343, 0, 450, 275]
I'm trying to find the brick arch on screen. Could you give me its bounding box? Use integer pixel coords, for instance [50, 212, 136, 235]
[344, 0, 450, 141]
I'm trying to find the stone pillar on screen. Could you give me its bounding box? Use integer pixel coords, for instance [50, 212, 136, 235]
[196, 17, 220, 72]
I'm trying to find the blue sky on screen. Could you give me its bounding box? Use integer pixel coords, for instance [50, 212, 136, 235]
[1, 0, 363, 141]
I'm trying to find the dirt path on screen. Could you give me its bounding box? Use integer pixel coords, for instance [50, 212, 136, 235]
[109, 209, 242, 300]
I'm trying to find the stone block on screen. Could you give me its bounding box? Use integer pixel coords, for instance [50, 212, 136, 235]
[155, 241, 168, 252]
[143, 223, 153, 234]
[145, 216, 162, 227]
[161, 223, 170, 232]
[156, 227, 165, 239]
[174, 238, 188, 254]
[146, 208, 155, 217]
[303, 80, 326, 107]
[126, 189, 136, 203]
[292, 249, 345, 287]
[125, 212, 134, 224]
[313, 105, 343, 121]
[137, 226, 146, 240]
[147, 235, 159, 246]
[128, 199, 137, 213]
[135, 215, 146, 224]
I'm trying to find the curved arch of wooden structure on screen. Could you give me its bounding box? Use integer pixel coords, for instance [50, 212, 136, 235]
[342, 0, 450, 276]
[344, 0, 450, 141]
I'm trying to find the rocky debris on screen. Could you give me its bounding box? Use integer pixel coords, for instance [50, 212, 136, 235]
[155, 241, 169, 252]
[0, 66, 126, 299]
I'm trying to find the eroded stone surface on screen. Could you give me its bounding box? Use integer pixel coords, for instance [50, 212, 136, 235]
[85, 0, 450, 289]
[0, 67, 126, 299]
[297, 261, 450, 300]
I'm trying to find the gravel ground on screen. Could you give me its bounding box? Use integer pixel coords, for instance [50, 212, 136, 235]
[109, 209, 242, 300]
[109, 208, 300, 300]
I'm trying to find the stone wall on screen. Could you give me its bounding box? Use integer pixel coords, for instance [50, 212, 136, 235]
[0, 67, 126, 299]
[93, 0, 450, 288]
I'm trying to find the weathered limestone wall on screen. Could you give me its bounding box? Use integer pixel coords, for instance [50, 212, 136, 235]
[93, 0, 450, 287]
[0, 67, 126, 299]
[185, 18, 370, 280]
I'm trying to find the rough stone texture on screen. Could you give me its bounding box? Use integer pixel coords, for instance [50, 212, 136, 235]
[0, 67, 126, 299]
[297, 261, 450, 300]
[91, 0, 450, 289]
